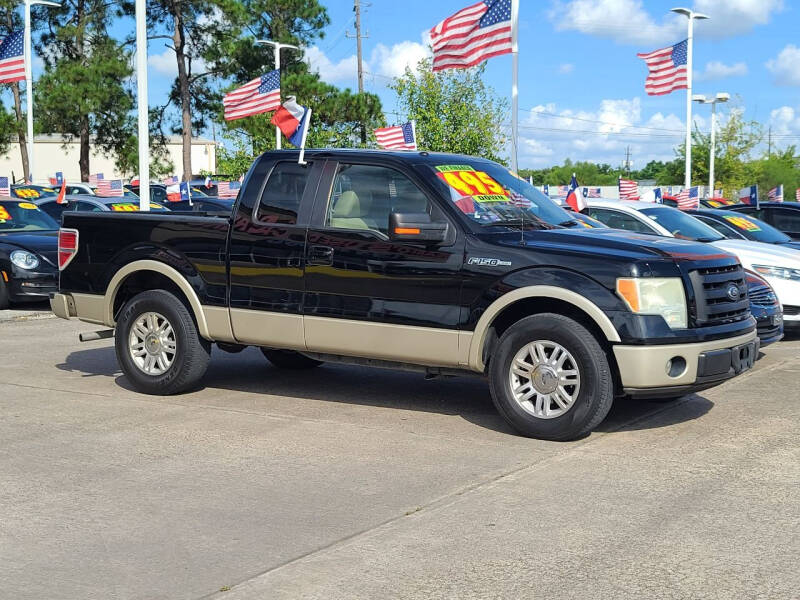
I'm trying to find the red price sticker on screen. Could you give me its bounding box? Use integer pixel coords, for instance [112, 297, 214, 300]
[435, 165, 508, 200]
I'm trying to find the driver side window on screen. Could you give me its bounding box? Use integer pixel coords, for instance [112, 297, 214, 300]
[326, 164, 430, 235]
[587, 208, 655, 234]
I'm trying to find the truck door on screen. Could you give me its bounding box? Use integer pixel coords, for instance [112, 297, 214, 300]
[303, 160, 465, 367]
[227, 157, 323, 348]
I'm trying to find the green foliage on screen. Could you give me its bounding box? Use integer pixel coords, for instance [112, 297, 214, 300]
[35, 0, 135, 179]
[216, 138, 254, 179]
[519, 160, 622, 185]
[391, 58, 508, 163]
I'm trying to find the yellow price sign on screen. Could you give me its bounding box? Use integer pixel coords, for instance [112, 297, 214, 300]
[14, 188, 40, 199]
[18, 202, 37, 209]
[435, 165, 507, 198]
[723, 215, 761, 232]
[0, 205, 11, 220]
[110, 203, 138, 212]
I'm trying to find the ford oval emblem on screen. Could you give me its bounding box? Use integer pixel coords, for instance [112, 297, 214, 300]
[726, 284, 741, 301]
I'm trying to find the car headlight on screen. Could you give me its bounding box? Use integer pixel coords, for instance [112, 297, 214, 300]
[10, 250, 40, 270]
[752, 265, 800, 281]
[617, 277, 688, 329]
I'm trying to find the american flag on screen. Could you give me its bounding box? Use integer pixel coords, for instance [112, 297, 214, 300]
[619, 178, 639, 201]
[430, 0, 513, 72]
[796, 188, 800, 202]
[768, 184, 784, 202]
[374, 122, 417, 150]
[583, 187, 601, 198]
[637, 39, 688, 96]
[224, 69, 281, 121]
[674, 186, 700, 210]
[0, 30, 24, 84]
[0, 176, 9, 196]
[556, 184, 569, 196]
[88, 173, 103, 185]
[217, 181, 241, 198]
[97, 179, 124, 197]
[163, 175, 178, 185]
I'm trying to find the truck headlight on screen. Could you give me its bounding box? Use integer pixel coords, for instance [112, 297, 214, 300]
[616, 277, 688, 329]
[10, 250, 40, 270]
[752, 265, 800, 281]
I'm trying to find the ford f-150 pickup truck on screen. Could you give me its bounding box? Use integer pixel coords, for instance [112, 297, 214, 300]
[51, 150, 758, 440]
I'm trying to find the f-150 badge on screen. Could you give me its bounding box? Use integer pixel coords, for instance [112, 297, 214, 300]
[468, 257, 512, 266]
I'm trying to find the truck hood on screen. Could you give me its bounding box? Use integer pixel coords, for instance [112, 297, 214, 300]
[711, 238, 800, 270]
[497, 227, 737, 262]
[0, 230, 58, 268]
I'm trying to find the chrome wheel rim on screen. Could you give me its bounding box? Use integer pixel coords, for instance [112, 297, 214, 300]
[508, 340, 581, 419]
[129, 311, 176, 376]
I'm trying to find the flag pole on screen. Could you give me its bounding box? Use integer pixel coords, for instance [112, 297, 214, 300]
[410, 119, 418, 150]
[256, 40, 299, 151]
[135, 0, 149, 211]
[297, 109, 312, 166]
[510, 0, 519, 173]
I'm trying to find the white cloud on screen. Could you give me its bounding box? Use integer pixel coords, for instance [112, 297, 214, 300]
[370, 40, 430, 79]
[694, 61, 748, 82]
[148, 49, 177, 78]
[769, 105, 800, 136]
[550, 0, 783, 44]
[558, 63, 574, 74]
[766, 44, 800, 87]
[304, 46, 358, 84]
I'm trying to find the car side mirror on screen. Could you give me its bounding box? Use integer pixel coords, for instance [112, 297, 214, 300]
[389, 212, 448, 243]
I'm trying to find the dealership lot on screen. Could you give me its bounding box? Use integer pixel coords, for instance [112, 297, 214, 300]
[1, 308, 799, 599]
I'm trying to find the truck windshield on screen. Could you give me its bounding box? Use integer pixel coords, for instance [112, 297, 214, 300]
[0, 202, 58, 232]
[426, 162, 575, 229]
[639, 206, 725, 242]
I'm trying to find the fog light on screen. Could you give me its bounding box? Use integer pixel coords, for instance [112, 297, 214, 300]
[666, 356, 687, 378]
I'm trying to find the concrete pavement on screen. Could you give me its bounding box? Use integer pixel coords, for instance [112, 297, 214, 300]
[0, 314, 798, 599]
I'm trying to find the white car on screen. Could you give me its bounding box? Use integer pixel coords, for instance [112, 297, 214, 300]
[584, 199, 800, 329]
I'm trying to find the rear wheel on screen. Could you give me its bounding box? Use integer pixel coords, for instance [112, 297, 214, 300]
[261, 349, 323, 369]
[115, 290, 210, 395]
[488, 313, 614, 441]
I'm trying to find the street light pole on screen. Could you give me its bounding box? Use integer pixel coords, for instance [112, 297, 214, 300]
[693, 92, 729, 198]
[134, 0, 149, 210]
[23, 0, 60, 183]
[671, 7, 708, 190]
[255, 40, 299, 150]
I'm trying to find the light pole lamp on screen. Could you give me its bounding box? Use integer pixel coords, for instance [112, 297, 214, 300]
[255, 39, 299, 150]
[693, 92, 729, 197]
[24, 0, 60, 183]
[671, 7, 709, 190]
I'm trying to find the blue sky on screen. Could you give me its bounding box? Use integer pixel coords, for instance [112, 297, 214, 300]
[11, 0, 800, 169]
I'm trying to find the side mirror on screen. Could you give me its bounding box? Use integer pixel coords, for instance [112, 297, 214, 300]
[389, 212, 448, 243]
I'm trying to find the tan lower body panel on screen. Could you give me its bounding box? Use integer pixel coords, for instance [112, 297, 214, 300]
[228, 308, 306, 350]
[613, 330, 757, 388]
[72, 293, 107, 326]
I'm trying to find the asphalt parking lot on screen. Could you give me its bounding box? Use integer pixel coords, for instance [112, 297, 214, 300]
[1, 305, 799, 600]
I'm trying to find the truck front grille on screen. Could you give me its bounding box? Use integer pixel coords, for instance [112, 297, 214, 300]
[748, 284, 778, 307]
[689, 264, 750, 326]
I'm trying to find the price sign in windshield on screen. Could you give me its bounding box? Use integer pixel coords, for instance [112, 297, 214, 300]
[0, 205, 11, 221]
[110, 203, 138, 212]
[723, 215, 761, 232]
[435, 165, 508, 203]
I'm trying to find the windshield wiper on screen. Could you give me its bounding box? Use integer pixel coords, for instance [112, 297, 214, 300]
[481, 218, 546, 230]
[696, 236, 721, 242]
[558, 219, 579, 227]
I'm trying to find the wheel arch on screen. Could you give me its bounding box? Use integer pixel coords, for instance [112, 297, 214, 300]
[467, 285, 621, 372]
[105, 260, 211, 339]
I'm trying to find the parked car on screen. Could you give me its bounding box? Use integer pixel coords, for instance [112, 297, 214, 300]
[728, 202, 800, 241]
[61, 182, 97, 196]
[584, 199, 798, 334]
[662, 197, 733, 209]
[0, 198, 59, 308]
[10, 184, 57, 200]
[166, 197, 236, 213]
[744, 269, 783, 345]
[52, 150, 759, 441]
[35, 195, 171, 221]
[126, 183, 211, 205]
[685, 208, 800, 250]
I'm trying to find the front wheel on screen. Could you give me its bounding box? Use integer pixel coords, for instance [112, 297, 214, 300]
[115, 290, 211, 395]
[488, 313, 614, 441]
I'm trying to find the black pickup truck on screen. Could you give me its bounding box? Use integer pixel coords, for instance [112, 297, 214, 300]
[51, 149, 758, 440]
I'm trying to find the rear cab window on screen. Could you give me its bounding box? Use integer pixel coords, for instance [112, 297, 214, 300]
[256, 161, 312, 225]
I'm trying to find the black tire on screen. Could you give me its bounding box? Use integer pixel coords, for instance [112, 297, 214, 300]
[488, 313, 614, 441]
[261, 348, 323, 369]
[0, 278, 9, 310]
[114, 289, 211, 395]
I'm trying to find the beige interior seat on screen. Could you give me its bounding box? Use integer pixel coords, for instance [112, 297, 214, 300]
[330, 190, 370, 230]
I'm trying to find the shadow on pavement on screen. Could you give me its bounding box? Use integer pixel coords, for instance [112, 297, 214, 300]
[57, 345, 714, 438]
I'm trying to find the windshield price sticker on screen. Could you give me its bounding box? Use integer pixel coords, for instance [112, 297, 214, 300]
[18, 202, 36, 209]
[723, 215, 761, 231]
[0, 205, 11, 221]
[473, 194, 509, 203]
[110, 203, 138, 212]
[14, 188, 40, 199]
[435, 165, 508, 199]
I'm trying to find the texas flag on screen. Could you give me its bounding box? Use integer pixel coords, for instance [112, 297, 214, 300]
[179, 181, 191, 202]
[565, 174, 586, 212]
[271, 96, 311, 148]
[738, 185, 758, 207]
[166, 182, 181, 202]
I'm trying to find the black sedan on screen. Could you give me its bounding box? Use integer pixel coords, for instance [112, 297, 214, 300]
[685, 208, 800, 250]
[0, 199, 59, 309]
[35, 195, 171, 222]
[10, 184, 58, 200]
[728, 202, 800, 241]
[165, 197, 235, 214]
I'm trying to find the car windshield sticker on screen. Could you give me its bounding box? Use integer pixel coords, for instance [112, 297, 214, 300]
[723, 215, 761, 231]
[18, 202, 36, 209]
[14, 188, 40, 198]
[110, 203, 139, 212]
[150, 202, 164, 209]
[0, 205, 11, 221]
[434, 165, 509, 201]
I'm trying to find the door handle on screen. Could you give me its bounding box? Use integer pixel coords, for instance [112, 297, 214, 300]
[308, 245, 334, 266]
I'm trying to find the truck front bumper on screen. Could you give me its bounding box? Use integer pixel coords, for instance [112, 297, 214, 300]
[614, 330, 758, 398]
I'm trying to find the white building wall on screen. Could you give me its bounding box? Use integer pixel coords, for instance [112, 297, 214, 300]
[0, 135, 217, 183]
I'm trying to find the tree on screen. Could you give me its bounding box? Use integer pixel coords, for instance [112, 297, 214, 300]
[36, 0, 134, 181]
[1, 1, 29, 180]
[391, 58, 508, 163]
